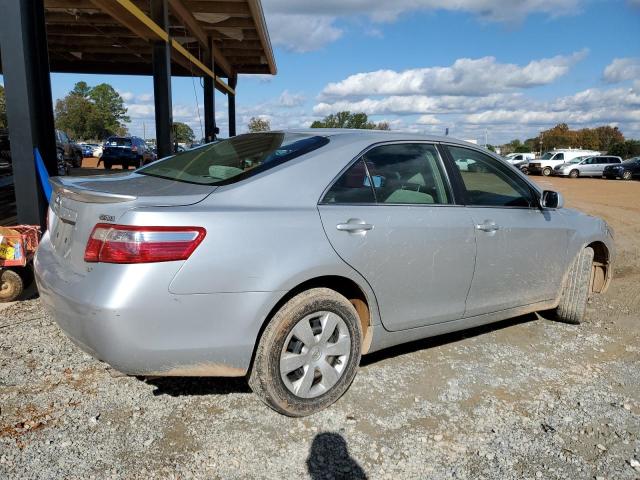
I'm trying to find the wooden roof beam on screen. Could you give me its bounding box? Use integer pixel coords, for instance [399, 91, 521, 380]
[168, 0, 233, 77]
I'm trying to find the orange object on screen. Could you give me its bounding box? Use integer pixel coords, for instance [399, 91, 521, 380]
[0, 225, 41, 267]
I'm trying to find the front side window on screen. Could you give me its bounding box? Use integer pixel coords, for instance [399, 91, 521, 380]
[555, 153, 564, 160]
[139, 133, 329, 186]
[448, 146, 535, 208]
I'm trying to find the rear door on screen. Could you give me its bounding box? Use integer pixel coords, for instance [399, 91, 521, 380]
[318, 142, 476, 331]
[444, 145, 570, 316]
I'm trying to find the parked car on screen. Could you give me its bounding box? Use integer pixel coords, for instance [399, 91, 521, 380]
[603, 157, 640, 180]
[92, 145, 103, 158]
[35, 131, 615, 416]
[56, 130, 83, 168]
[0, 129, 11, 171]
[100, 136, 152, 170]
[553, 156, 622, 178]
[80, 143, 99, 158]
[528, 149, 601, 176]
[505, 153, 535, 165]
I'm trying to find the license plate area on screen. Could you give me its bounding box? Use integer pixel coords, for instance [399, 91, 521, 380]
[51, 218, 75, 258]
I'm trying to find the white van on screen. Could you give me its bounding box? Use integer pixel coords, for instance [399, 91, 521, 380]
[528, 149, 601, 176]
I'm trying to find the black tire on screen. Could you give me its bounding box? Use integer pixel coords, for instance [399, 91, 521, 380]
[553, 247, 594, 324]
[249, 288, 362, 417]
[622, 170, 632, 180]
[520, 166, 529, 175]
[542, 167, 552, 177]
[134, 156, 142, 169]
[0, 269, 24, 303]
[104, 160, 112, 170]
[569, 169, 579, 178]
[72, 153, 82, 168]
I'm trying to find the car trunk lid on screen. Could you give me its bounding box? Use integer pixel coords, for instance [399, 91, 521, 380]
[48, 173, 216, 274]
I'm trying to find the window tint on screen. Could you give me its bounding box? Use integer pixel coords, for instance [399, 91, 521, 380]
[139, 133, 329, 186]
[448, 146, 534, 208]
[555, 153, 564, 160]
[363, 143, 450, 204]
[322, 159, 375, 204]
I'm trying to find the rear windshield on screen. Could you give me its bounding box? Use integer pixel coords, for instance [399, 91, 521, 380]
[138, 133, 330, 185]
[106, 137, 132, 147]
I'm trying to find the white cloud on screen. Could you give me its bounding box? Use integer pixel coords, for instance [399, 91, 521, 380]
[267, 14, 342, 52]
[321, 51, 588, 98]
[263, 0, 582, 50]
[603, 57, 640, 84]
[278, 90, 306, 107]
[416, 115, 442, 125]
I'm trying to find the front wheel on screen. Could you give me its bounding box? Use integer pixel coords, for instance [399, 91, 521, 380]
[542, 167, 552, 176]
[569, 169, 579, 178]
[553, 247, 594, 324]
[519, 165, 529, 175]
[622, 170, 632, 180]
[249, 288, 362, 416]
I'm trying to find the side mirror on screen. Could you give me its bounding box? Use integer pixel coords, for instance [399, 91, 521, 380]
[541, 190, 564, 209]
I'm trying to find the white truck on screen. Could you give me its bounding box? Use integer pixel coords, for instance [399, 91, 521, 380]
[528, 149, 601, 176]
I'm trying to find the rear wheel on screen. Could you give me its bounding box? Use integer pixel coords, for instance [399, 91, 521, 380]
[249, 288, 362, 416]
[519, 165, 529, 175]
[0, 269, 24, 303]
[569, 169, 579, 178]
[622, 170, 632, 180]
[72, 152, 82, 168]
[542, 167, 552, 176]
[104, 160, 112, 170]
[553, 247, 594, 324]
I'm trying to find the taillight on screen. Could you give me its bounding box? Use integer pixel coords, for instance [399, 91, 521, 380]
[131, 145, 138, 152]
[84, 224, 206, 264]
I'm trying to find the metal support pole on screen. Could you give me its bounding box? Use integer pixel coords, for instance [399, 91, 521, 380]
[228, 75, 237, 137]
[151, 0, 173, 158]
[0, 0, 57, 228]
[203, 39, 216, 143]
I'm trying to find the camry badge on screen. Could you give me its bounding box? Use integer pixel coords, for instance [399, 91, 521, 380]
[99, 214, 116, 222]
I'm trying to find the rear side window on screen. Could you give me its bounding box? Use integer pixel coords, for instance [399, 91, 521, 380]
[107, 137, 132, 147]
[139, 133, 329, 185]
[322, 159, 376, 204]
[322, 143, 451, 205]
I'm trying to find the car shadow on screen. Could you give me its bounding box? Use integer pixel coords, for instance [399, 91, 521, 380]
[143, 376, 251, 397]
[142, 313, 542, 397]
[307, 432, 367, 480]
[361, 313, 539, 367]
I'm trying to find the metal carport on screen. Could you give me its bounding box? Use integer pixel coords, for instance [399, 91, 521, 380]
[0, 0, 276, 227]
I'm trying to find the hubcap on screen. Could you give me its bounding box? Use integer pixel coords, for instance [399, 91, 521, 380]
[280, 311, 351, 399]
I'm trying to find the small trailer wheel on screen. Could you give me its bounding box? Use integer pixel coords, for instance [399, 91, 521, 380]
[0, 269, 24, 303]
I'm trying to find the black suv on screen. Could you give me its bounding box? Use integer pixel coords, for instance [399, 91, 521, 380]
[101, 136, 152, 170]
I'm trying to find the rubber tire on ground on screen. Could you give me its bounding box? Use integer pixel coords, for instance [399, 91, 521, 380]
[569, 169, 579, 178]
[553, 247, 594, 324]
[0, 269, 24, 303]
[520, 166, 529, 175]
[72, 153, 82, 168]
[249, 288, 362, 417]
[104, 160, 112, 170]
[622, 171, 632, 180]
[542, 167, 552, 176]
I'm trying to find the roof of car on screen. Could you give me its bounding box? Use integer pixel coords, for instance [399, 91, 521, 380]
[272, 129, 481, 148]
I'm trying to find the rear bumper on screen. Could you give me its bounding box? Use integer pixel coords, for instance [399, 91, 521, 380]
[35, 233, 281, 376]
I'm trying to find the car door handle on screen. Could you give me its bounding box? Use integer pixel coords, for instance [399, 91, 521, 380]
[336, 219, 374, 234]
[476, 221, 501, 232]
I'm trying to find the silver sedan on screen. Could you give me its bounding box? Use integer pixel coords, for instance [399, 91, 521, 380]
[35, 131, 615, 416]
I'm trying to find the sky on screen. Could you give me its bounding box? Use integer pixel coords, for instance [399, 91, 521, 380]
[2, 0, 640, 145]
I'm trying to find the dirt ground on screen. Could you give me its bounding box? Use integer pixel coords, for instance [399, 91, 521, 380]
[0, 175, 639, 479]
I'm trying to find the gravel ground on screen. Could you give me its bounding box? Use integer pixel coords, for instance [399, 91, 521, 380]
[1, 177, 639, 479]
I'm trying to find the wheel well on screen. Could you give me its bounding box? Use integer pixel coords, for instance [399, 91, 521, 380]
[587, 241, 610, 294]
[248, 276, 374, 374]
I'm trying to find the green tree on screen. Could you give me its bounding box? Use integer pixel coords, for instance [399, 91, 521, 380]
[593, 126, 624, 151]
[248, 116, 271, 132]
[311, 111, 390, 130]
[0, 84, 7, 129]
[88, 83, 129, 138]
[54, 82, 130, 140]
[173, 122, 195, 143]
[608, 140, 640, 159]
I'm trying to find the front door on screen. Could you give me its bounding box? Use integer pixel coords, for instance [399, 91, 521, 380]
[445, 145, 571, 317]
[318, 143, 476, 331]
